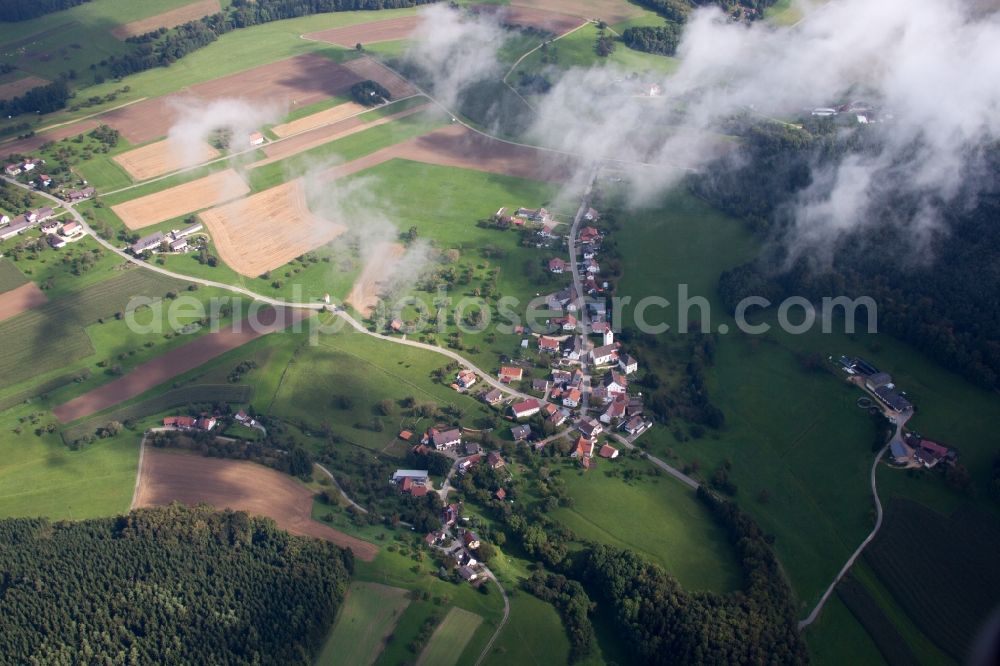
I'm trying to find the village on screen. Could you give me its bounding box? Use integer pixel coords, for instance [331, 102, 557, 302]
[383, 202, 655, 587]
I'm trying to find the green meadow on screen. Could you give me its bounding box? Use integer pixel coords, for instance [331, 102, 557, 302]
[317, 582, 410, 666]
[416, 606, 483, 666]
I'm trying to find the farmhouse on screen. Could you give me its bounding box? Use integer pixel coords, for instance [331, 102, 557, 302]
[21, 158, 40, 172]
[511, 399, 540, 419]
[197, 417, 217, 431]
[65, 187, 95, 202]
[511, 424, 532, 441]
[619, 354, 638, 374]
[573, 437, 595, 459]
[456, 369, 478, 388]
[600, 399, 626, 424]
[599, 444, 619, 459]
[538, 336, 560, 353]
[576, 418, 603, 439]
[392, 469, 430, 494]
[592, 344, 618, 366]
[169, 238, 188, 252]
[463, 530, 481, 549]
[163, 416, 197, 429]
[499, 366, 523, 383]
[430, 428, 462, 451]
[4, 164, 21, 177]
[60, 221, 81, 236]
[47, 234, 66, 249]
[563, 388, 582, 408]
[482, 388, 504, 405]
[0, 217, 34, 241]
[36, 174, 52, 188]
[579, 226, 601, 243]
[131, 231, 165, 254]
[40, 220, 60, 233]
[623, 415, 647, 436]
[913, 438, 951, 468]
[548, 257, 566, 274]
[516, 207, 549, 222]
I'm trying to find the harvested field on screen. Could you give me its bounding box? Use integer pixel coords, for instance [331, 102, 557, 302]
[304, 15, 421, 47]
[113, 139, 220, 181]
[111, 0, 222, 40]
[346, 242, 404, 315]
[271, 102, 368, 138]
[0, 76, 50, 101]
[322, 582, 410, 666]
[133, 447, 378, 561]
[101, 55, 365, 144]
[475, 4, 586, 35]
[111, 168, 249, 229]
[1, 119, 101, 158]
[252, 102, 428, 168]
[200, 180, 346, 277]
[0, 282, 48, 322]
[341, 56, 418, 100]
[511, 0, 642, 23]
[52, 307, 311, 422]
[319, 124, 575, 184]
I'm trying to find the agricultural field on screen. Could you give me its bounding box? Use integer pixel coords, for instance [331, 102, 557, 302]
[0, 259, 29, 292]
[113, 139, 220, 181]
[134, 446, 379, 560]
[416, 607, 483, 666]
[110, 0, 223, 40]
[111, 168, 249, 229]
[550, 454, 742, 593]
[317, 582, 411, 666]
[482, 593, 572, 666]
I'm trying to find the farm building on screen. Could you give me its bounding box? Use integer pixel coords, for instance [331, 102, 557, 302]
[249, 132, 265, 146]
[174, 222, 204, 238]
[431, 428, 462, 451]
[865, 372, 893, 391]
[392, 469, 429, 484]
[163, 416, 197, 429]
[599, 444, 619, 459]
[511, 399, 540, 419]
[169, 238, 188, 252]
[463, 531, 481, 549]
[65, 187, 95, 202]
[873, 385, 912, 412]
[4, 164, 21, 177]
[131, 231, 165, 254]
[60, 221, 81, 236]
[47, 234, 66, 249]
[498, 366, 523, 382]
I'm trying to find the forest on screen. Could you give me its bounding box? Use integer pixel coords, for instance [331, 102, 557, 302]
[0, 505, 352, 664]
[0, 0, 90, 22]
[694, 119, 1000, 390]
[625, 0, 777, 55]
[0, 79, 71, 117]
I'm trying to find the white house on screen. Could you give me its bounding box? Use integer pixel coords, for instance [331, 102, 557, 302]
[619, 354, 638, 375]
[592, 344, 618, 366]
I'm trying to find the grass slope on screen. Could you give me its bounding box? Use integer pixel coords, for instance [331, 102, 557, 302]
[416, 606, 483, 666]
[551, 455, 742, 592]
[317, 582, 410, 666]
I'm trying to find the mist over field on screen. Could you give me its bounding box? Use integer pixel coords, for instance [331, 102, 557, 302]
[404, 0, 1000, 257]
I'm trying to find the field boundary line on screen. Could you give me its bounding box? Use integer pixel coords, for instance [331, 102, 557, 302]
[131, 434, 147, 510]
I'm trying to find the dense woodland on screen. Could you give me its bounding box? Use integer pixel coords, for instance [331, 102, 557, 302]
[0, 79, 71, 117]
[0, 0, 90, 22]
[694, 119, 1000, 390]
[0, 505, 352, 663]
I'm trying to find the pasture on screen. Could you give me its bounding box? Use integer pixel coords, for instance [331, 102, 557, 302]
[0, 407, 139, 520]
[482, 593, 572, 666]
[0, 259, 28, 292]
[317, 582, 410, 666]
[416, 607, 483, 666]
[551, 455, 742, 592]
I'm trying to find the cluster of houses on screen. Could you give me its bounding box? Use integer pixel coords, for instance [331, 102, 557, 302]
[4, 157, 43, 178]
[838, 356, 913, 414]
[391, 468, 430, 497]
[425, 503, 491, 583]
[0, 206, 83, 245]
[891, 433, 956, 469]
[130, 221, 203, 255]
[4, 156, 95, 202]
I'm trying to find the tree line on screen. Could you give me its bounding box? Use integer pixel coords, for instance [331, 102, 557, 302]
[0, 79, 71, 117]
[0, 505, 353, 663]
[693, 118, 1000, 390]
[0, 0, 90, 22]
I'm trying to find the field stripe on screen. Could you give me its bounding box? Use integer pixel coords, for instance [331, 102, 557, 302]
[416, 607, 484, 666]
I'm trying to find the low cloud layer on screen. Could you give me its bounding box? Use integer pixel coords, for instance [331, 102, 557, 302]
[166, 98, 283, 168]
[406, 0, 1000, 257]
[404, 4, 509, 109]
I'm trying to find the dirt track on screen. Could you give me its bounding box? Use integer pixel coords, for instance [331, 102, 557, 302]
[52, 307, 311, 423]
[200, 180, 346, 277]
[0, 76, 50, 101]
[114, 139, 220, 181]
[346, 242, 405, 315]
[111, 0, 221, 39]
[304, 15, 420, 46]
[111, 168, 249, 229]
[134, 447, 379, 561]
[0, 282, 47, 322]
